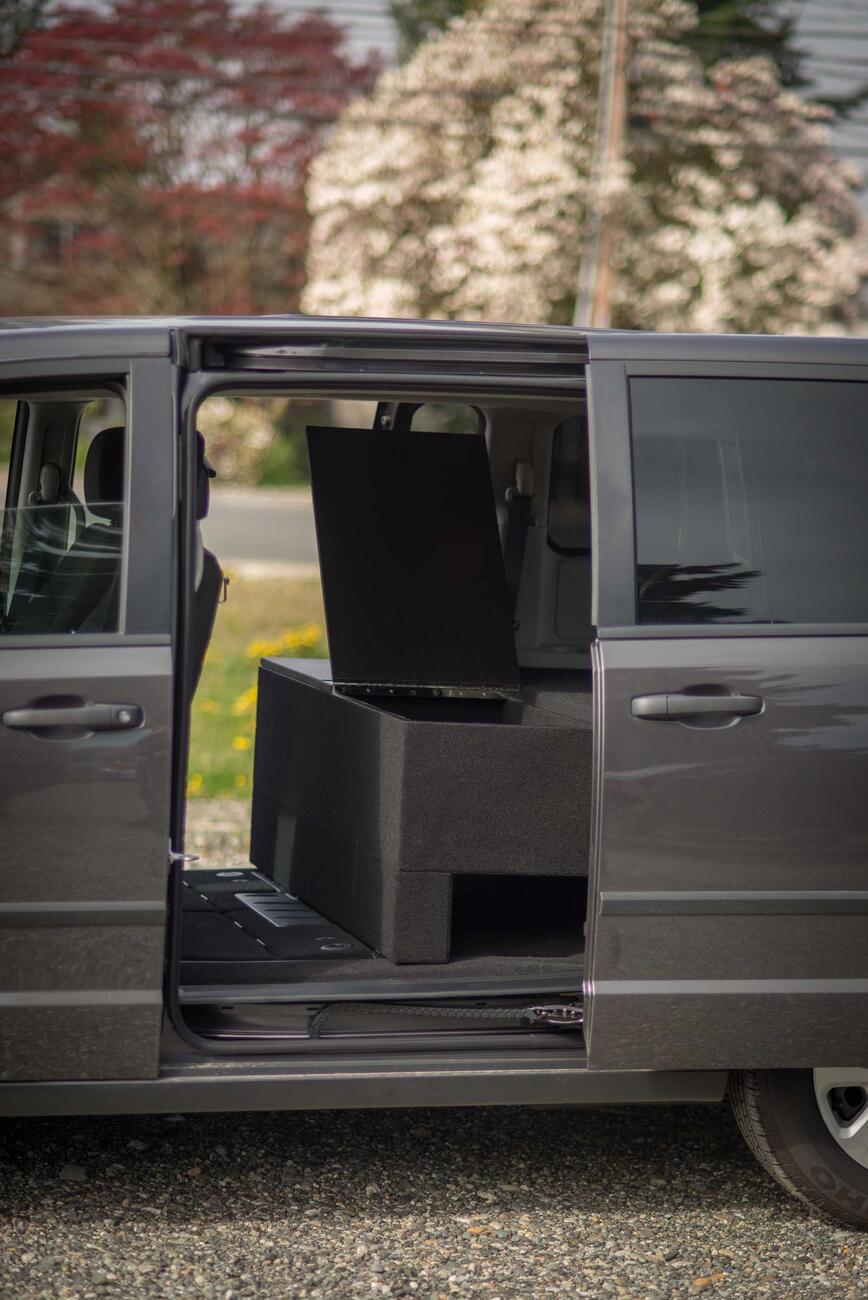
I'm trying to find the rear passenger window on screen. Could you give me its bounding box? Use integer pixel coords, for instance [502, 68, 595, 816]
[0, 390, 127, 635]
[548, 415, 591, 554]
[631, 377, 868, 625]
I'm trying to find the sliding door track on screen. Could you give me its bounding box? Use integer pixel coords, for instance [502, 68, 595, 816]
[179, 973, 584, 1005]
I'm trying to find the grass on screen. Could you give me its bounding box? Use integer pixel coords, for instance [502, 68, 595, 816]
[188, 574, 326, 800]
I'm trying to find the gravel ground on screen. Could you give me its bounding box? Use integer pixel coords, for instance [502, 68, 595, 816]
[185, 799, 253, 868]
[3, 802, 864, 1297]
[1, 1104, 865, 1299]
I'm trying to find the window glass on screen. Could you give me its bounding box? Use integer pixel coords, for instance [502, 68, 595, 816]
[631, 377, 868, 625]
[409, 403, 482, 435]
[548, 415, 591, 553]
[0, 391, 126, 635]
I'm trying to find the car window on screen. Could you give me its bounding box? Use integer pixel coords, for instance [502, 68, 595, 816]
[548, 415, 591, 554]
[0, 391, 127, 635]
[630, 376, 868, 625]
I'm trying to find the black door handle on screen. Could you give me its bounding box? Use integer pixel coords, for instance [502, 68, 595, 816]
[2, 703, 143, 732]
[631, 692, 763, 721]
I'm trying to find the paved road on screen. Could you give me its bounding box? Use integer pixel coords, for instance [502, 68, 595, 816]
[201, 487, 317, 576]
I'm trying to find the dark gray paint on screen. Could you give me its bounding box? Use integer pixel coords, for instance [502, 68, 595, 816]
[4, 316, 868, 1107]
[600, 891, 868, 915]
[588, 633, 868, 1070]
[0, 901, 166, 925]
[0, 341, 178, 1084]
[125, 359, 176, 635]
[0, 645, 173, 1080]
[0, 1049, 728, 1116]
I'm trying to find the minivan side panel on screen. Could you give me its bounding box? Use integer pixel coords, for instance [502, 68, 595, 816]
[585, 349, 868, 1071]
[589, 634, 868, 1070]
[0, 349, 175, 1083]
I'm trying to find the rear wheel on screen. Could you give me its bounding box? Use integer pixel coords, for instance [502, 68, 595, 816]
[730, 1069, 868, 1228]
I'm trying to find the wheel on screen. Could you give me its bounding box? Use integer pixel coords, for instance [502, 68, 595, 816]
[730, 1069, 868, 1228]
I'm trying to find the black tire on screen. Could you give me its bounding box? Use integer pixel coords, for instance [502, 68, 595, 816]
[730, 1069, 868, 1229]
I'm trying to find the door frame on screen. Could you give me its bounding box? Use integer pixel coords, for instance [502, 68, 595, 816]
[166, 322, 595, 1057]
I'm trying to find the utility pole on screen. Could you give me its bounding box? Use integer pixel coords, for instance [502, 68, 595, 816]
[573, 0, 629, 328]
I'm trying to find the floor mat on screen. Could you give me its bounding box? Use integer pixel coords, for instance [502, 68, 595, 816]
[181, 871, 369, 964]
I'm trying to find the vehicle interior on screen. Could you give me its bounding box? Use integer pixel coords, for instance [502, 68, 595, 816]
[0, 388, 127, 637]
[0, 380, 593, 1046]
[177, 387, 594, 1045]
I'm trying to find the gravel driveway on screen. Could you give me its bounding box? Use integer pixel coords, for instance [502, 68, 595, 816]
[2, 802, 865, 1297]
[1, 1104, 864, 1299]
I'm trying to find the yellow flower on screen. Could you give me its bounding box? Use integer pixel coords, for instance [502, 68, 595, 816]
[245, 624, 324, 661]
[198, 698, 220, 714]
[231, 684, 258, 716]
[234, 773, 247, 788]
[232, 735, 252, 751]
[187, 772, 204, 795]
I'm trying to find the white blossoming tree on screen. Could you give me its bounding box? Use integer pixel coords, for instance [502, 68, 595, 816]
[303, 0, 864, 333]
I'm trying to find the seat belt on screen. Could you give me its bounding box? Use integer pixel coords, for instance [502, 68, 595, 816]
[503, 461, 533, 622]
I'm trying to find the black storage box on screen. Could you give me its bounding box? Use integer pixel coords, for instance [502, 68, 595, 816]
[251, 660, 592, 962]
[249, 422, 592, 963]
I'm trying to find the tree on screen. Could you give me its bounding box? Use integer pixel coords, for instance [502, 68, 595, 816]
[303, 0, 864, 334]
[388, 0, 483, 60]
[0, 0, 48, 56]
[0, 0, 378, 315]
[688, 1, 801, 84]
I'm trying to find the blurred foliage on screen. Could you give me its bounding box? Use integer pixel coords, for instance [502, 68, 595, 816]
[1, 0, 378, 316]
[0, 0, 48, 56]
[389, 0, 484, 59]
[689, 1, 802, 85]
[0, 400, 17, 466]
[188, 575, 326, 799]
[388, 0, 849, 110]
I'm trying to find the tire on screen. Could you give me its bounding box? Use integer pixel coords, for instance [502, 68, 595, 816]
[730, 1069, 868, 1229]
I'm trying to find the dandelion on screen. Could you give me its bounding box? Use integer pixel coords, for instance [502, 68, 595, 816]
[231, 684, 258, 716]
[198, 698, 220, 714]
[234, 773, 247, 788]
[187, 772, 204, 796]
[246, 624, 324, 661]
[232, 735, 252, 751]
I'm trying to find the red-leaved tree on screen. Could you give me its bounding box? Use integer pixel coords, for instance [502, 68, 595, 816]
[0, 0, 378, 314]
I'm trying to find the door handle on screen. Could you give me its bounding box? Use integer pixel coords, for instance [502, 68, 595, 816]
[2, 703, 143, 732]
[631, 692, 763, 721]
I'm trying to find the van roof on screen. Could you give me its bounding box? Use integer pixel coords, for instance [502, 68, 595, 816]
[0, 314, 865, 368]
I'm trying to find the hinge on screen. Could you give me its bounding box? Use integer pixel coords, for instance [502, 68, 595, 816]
[169, 849, 200, 866]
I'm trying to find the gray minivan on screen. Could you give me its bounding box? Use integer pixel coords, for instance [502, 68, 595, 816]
[2, 316, 868, 1228]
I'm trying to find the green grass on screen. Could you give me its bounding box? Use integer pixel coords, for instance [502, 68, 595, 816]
[188, 575, 326, 799]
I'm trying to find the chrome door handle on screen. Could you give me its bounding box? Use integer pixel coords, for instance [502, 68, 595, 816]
[2, 703, 143, 732]
[631, 692, 763, 721]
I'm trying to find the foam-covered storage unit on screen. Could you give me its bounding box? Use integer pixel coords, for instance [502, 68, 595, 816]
[249, 421, 592, 964]
[251, 661, 591, 962]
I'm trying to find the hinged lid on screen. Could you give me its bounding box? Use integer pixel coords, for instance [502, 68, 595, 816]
[307, 425, 520, 695]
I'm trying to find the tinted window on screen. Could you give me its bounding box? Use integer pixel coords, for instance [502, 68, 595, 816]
[631, 377, 868, 625]
[0, 392, 126, 635]
[548, 415, 591, 554]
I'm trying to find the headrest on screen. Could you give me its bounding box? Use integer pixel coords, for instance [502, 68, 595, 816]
[29, 462, 61, 506]
[84, 426, 125, 510]
[195, 430, 217, 522]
